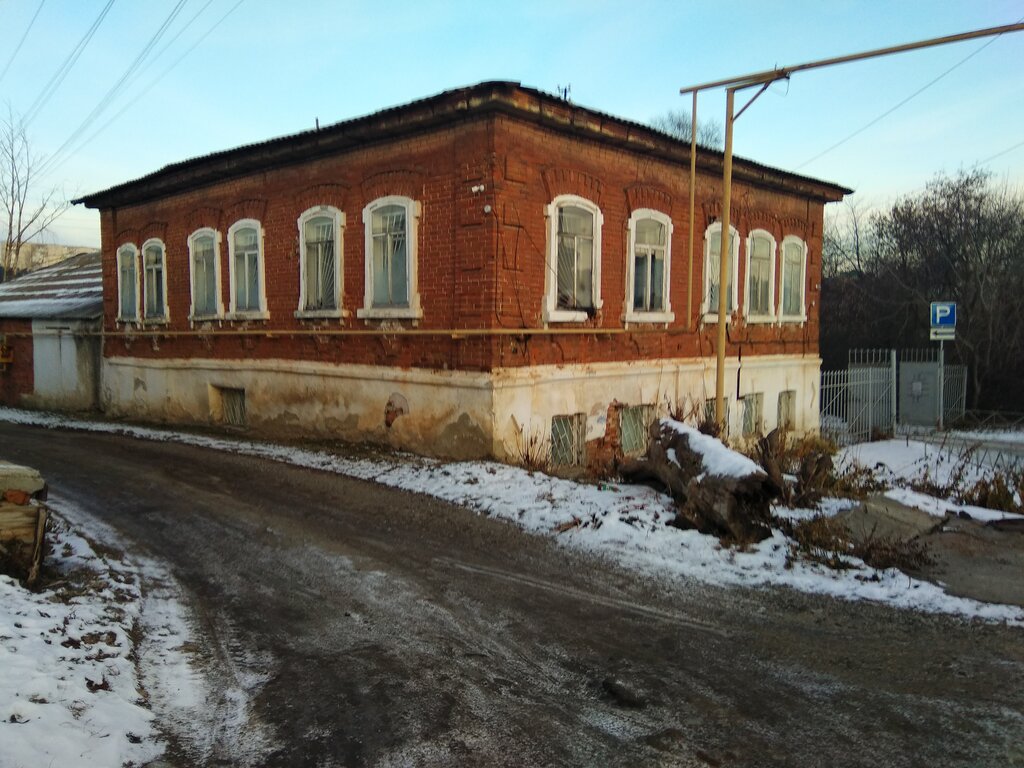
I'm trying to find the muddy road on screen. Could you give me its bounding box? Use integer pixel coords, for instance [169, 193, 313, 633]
[2, 421, 1022, 767]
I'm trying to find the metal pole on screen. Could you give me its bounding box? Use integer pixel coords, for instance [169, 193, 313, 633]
[715, 89, 735, 429]
[679, 23, 1024, 95]
[890, 348, 897, 433]
[938, 340, 945, 431]
[686, 90, 697, 331]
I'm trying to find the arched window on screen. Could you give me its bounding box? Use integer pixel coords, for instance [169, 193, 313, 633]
[780, 235, 808, 321]
[116, 243, 139, 322]
[297, 206, 344, 316]
[625, 208, 674, 323]
[141, 238, 167, 321]
[703, 222, 739, 322]
[228, 219, 267, 316]
[189, 228, 221, 319]
[745, 229, 776, 321]
[544, 194, 603, 323]
[358, 196, 421, 320]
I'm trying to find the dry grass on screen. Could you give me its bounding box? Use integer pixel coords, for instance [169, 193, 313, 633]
[510, 427, 550, 473]
[782, 515, 934, 573]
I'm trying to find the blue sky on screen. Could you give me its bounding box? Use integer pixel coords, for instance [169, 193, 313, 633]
[3, 0, 1022, 247]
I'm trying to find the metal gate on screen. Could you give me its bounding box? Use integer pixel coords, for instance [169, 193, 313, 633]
[820, 348, 967, 443]
[898, 348, 967, 428]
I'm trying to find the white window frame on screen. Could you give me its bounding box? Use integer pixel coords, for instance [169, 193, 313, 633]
[624, 208, 674, 324]
[188, 228, 223, 320]
[702, 222, 739, 323]
[543, 194, 604, 324]
[296, 205, 345, 319]
[779, 235, 808, 323]
[116, 243, 139, 323]
[744, 229, 777, 323]
[227, 219, 269, 319]
[357, 195, 422, 321]
[140, 238, 169, 323]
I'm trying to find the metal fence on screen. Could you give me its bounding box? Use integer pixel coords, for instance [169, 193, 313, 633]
[821, 348, 967, 445]
[820, 365, 895, 446]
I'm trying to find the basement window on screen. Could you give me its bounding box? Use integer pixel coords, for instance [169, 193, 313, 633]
[742, 393, 764, 438]
[620, 404, 655, 457]
[778, 390, 796, 431]
[704, 397, 730, 436]
[550, 413, 585, 468]
[211, 386, 247, 427]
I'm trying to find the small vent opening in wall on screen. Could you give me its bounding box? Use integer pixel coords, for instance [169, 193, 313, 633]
[211, 385, 247, 427]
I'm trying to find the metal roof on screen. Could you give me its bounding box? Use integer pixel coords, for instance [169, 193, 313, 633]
[75, 81, 851, 209]
[0, 251, 103, 320]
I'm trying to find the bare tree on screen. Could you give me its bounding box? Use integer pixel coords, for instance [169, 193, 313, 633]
[821, 171, 1024, 409]
[1, 106, 68, 282]
[822, 198, 871, 278]
[871, 171, 1024, 409]
[650, 109, 724, 149]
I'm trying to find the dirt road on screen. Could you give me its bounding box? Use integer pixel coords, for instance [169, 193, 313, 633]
[2, 421, 1022, 767]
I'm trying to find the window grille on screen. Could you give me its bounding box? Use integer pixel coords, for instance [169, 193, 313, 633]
[215, 386, 246, 427]
[550, 413, 585, 467]
[778, 390, 796, 431]
[621, 404, 655, 457]
[742, 393, 764, 437]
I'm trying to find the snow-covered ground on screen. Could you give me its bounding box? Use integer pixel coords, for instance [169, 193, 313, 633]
[2, 407, 1023, 766]
[1, 501, 175, 767]
[837, 438, 1024, 522]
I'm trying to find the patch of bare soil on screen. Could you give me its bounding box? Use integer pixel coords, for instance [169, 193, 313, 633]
[838, 496, 1024, 607]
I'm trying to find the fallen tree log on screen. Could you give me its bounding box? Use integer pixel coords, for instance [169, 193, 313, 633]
[619, 420, 779, 543]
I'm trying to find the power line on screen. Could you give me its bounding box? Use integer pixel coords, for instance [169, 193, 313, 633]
[48, 0, 246, 176]
[975, 138, 1024, 167]
[0, 0, 46, 86]
[795, 22, 1018, 171]
[38, 0, 189, 178]
[22, 0, 116, 127]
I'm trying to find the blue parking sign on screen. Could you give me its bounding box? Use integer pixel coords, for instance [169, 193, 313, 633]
[930, 301, 956, 328]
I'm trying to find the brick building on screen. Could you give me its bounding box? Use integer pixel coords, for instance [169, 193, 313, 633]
[75, 81, 848, 465]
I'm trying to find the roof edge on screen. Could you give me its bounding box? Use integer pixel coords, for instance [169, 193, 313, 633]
[74, 81, 851, 209]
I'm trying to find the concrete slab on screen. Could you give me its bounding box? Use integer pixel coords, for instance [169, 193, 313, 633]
[838, 494, 1024, 608]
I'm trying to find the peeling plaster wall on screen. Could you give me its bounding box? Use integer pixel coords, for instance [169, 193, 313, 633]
[101, 357, 495, 460]
[490, 354, 822, 461]
[102, 353, 819, 461]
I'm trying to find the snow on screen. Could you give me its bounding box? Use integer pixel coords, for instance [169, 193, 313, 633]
[838, 438, 1023, 521]
[661, 418, 765, 478]
[1, 407, 1022, 766]
[2, 407, 1021, 630]
[0, 510, 163, 768]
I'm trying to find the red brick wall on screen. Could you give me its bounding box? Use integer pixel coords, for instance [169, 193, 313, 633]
[98, 111, 825, 373]
[0, 320, 34, 406]
[489, 116, 823, 368]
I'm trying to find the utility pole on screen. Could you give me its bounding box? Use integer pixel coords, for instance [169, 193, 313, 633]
[680, 22, 1024, 432]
